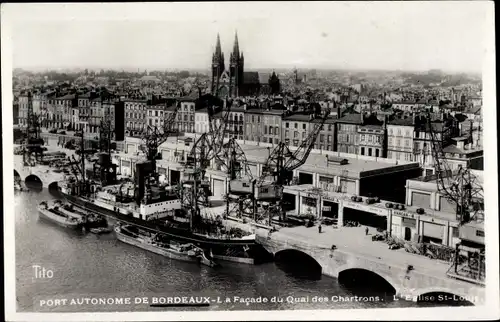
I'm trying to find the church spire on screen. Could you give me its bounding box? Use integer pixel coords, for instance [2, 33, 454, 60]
[215, 33, 222, 56]
[233, 30, 239, 55]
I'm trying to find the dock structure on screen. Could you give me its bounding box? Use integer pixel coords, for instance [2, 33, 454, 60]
[13, 134, 485, 301]
[254, 224, 485, 304]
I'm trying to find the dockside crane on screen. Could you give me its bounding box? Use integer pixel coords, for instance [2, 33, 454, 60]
[226, 108, 332, 226]
[23, 91, 45, 166]
[138, 101, 179, 201]
[426, 112, 485, 284]
[179, 99, 231, 227]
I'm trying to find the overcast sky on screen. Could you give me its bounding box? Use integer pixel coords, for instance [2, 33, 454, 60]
[5, 2, 492, 73]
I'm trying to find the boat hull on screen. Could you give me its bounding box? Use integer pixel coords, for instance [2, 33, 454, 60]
[62, 192, 256, 246]
[38, 208, 82, 230]
[114, 227, 200, 263]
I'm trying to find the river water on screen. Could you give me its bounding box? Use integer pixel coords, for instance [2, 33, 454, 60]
[14, 188, 429, 312]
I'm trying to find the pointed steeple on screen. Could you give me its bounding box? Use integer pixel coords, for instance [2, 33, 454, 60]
[215, 33, 222, 56]
[233, 30, 239, 55]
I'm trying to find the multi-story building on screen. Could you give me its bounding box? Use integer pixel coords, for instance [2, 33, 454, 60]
[261, 109, 285, 145]
[146, 102, 166, 129]
[357, 123, 386, 158]
[387, 118, 415, 162]
[195, 108, 210, 134]
[77, 92, 91, 132]
[89, 96, 104, 134]
[336, 113, 363, 154]
[282, 114, 311, 147]
[311, 117, 336, 151]
[124, 99, 147, 137]
[223, 106, 245, 140]
[18, 94, 29, 127]
[55, 94, 77, 130]
[178, 94, 197, 133]
[244, 109, 263, 143]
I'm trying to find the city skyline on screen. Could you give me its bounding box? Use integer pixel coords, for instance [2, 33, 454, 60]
[7, 2, 490, 73]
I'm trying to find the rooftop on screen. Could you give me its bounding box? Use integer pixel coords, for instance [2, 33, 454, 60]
[337, 113, 363, 124]
[442, 144, 483, 155]
[387, 118, 414, 126]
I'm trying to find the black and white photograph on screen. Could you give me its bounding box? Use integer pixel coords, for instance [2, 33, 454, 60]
[2, 2, 498, 321]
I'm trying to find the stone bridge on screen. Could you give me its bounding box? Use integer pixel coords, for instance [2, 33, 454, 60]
[14, 155, 65, 187]
[256, 232, 485, 305]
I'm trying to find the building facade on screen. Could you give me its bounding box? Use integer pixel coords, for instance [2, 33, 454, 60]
[124, 99, 147, 137]
[336, 114, 362, 154]
[178, 97, 196, 133]
[357, 124, 385, 158]
[387, 118, 415, 162]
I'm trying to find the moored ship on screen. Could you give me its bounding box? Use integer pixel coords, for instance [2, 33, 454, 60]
[37, 200, 83, 230]
[59, 179, 270, 264]
[114, 224, 218, 267]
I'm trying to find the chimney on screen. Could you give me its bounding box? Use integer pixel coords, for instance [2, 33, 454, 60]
[412, 113, 416, 125]
[457, 140, 465, 150]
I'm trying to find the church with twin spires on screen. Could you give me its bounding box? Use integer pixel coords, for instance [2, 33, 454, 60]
[210, 32, 280, 98]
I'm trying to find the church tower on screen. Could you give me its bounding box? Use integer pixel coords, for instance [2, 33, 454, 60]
[229, 31, 244, 97]
[211, 33, 225, 95]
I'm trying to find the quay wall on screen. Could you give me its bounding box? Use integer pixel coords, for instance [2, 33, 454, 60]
[256, 232, 485, 304]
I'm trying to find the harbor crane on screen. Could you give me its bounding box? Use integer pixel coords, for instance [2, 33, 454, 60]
[227, 107, 332, 226]
[22, 91, 45, 166]
[426, 112, 485, 284]
[138, 101, 179, 198]
[179, 97, 230, 227]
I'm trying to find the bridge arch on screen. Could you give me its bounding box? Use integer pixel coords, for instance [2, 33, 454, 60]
[415, 287, 476, 306]
[25, 174, 43, 191]
[274, 249, 322, 279]
[336, 265, 399, 297]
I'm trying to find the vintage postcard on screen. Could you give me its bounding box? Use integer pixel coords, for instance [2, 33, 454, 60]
[2, 2, 499, 321]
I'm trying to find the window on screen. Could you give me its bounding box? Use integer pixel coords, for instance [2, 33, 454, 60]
[184, 115, 188, 121]
[361, 147, 365, 155]
[190, 115, 194, 121]
[389, 128, 393, 135]
[476, 230, 485, 237]
[361, 134, 365, 141]
[294, 123, 298, 129]
[252, 115, 255, 123]
[375, 149, 380, 157]
[264, 127, 267, 134]
[302, 132, 306, 139]
[397, 129, 401, 136]
[269, 138, 273, 144]
[294, 131, 298, 138]
[368, 135, 372, 142]
[269, 126, 273, 135]
[328, 124, 332, 131]
[320, 134, 324, 142]
[285, 130, 289, 137]
[275, 127, 279, 136]
[397, 139, 401, 146]
[302, 124, 306, 130]
[405, 139, 409, 147]
[286, 122, 289, 128]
